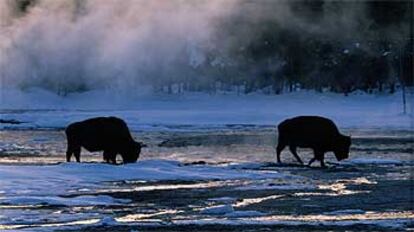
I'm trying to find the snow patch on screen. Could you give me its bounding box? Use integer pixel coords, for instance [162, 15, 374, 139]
[207, 197, 238, 204]
[172, 218, 412, 230]
[200, 204, 265, 218]
[1, 195, 130, 206]
[225, 210, 266, 218]
[324, 209, 366, 215]
[0, 160, 287, 198]
[343, 158, 403, 165]
[96, 216, 120, 226]
[236, 183, 315, 191]
[224, 162, 267, 170]
[1, 89, 412, 130]
[201, 205, 234, 215]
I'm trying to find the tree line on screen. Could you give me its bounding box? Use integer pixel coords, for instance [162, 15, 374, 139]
[159, 0, 413, 96]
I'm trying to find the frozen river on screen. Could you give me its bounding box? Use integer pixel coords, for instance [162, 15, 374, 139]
[0, 126, 413, 231]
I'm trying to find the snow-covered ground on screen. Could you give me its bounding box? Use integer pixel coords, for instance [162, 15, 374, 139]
[1, 88, 412, 130]
[0, 157, 407, 205]
[0, 159, 316, 231]
[0, 89, 413, 231]
[0, 160, 292, 205]
[1, 157, 412, 231]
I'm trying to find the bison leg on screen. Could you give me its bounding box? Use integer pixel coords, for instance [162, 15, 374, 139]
[103, 150, 117, 164]
[66, 147, 72, 162]
[276, 143, 286, 163]
[110, 155, 117, 165]
[66, 144, 80, 162]
[73, 147, 81, 162]
[319, 156, 326, 168]
[309, 149, 321, 166]
[308, 157, 316, 166]
[313, 150, 326, 168]
[103, 151, 111, 163]
[289, 146, 303, 165]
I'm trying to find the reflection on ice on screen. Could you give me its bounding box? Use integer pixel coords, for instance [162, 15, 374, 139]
[170, 211, 414, 229]
[234, 195, 284, 207]
[0, 195, 130, 207]
[117, 209, 182, 222]
[317, 177, 376, 196]
[0, 218, 100, 230]
[98, 180, 239, 193]
[247, 211, 414, 223]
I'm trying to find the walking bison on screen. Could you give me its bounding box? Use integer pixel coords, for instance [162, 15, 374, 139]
[65, 117, 145, 164]
[276, 116, 351, 167]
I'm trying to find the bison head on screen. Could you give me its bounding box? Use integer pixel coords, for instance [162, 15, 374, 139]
[334, 135, 351, 161]
[121, 141, 146, 163]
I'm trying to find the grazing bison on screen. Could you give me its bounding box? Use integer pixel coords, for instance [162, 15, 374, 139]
[276, 116, 351, 167]
[65, 117, 145, 164]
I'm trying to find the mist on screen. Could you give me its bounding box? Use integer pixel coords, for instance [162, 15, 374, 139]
[0, 0, 411, 96]
[0, 0, 234, 93]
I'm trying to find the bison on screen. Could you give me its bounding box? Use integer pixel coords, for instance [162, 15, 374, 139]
[276, 116, 351, 167]
[65, 117, 145, 164]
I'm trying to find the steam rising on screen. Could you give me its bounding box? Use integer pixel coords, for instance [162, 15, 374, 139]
[1, 0, 235, 93]
[0, 0, 409, 95]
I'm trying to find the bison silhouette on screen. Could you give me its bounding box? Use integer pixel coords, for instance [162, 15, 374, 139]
[276, 116, 351, 167]
[65, 117, 145, 164]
